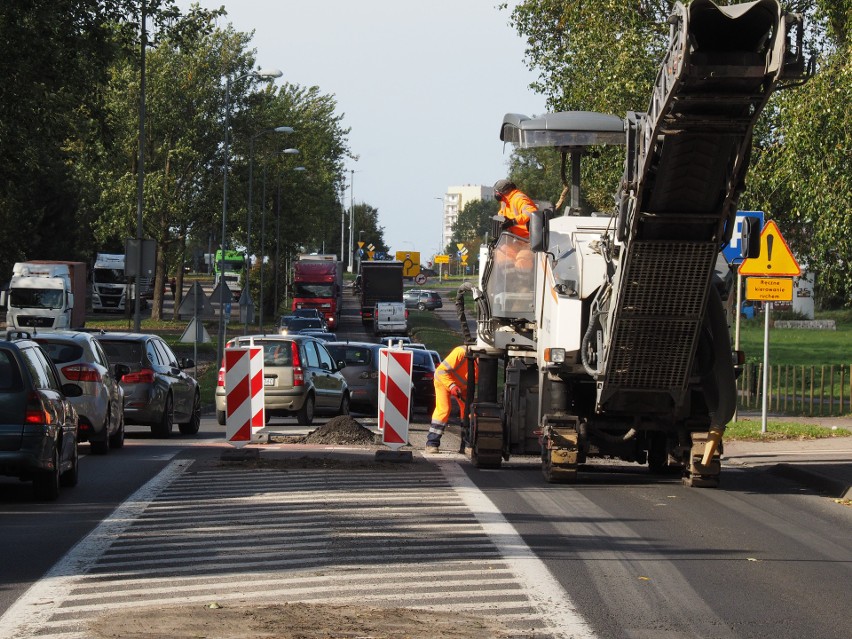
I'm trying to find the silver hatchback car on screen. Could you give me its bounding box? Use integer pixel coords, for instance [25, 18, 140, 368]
[34, 331, 127, 454]
[216, 335, 349, 426]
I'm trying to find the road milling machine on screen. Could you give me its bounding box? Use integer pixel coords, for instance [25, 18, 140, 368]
[459, 0, 809, 486]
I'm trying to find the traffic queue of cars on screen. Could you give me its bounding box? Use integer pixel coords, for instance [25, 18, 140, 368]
[0, 328, 200, 501]
[4, 288, 444, 500]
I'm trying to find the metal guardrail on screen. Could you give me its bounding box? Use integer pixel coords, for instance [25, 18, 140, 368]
[738, 363, 852, 416]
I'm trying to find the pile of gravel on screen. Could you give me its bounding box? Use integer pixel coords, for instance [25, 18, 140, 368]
[299, 416, 378, 445]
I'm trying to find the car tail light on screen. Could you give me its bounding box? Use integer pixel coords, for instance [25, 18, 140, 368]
[217, 366, 225, 387]
[62, 364, 102, 383]
[291, 341, 304, 387]
[25, 391, 50, 425]
[121, 368, 156, 384]
[422, 372, 434, 381]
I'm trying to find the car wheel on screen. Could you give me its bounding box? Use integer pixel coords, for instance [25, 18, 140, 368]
[418, 303, 426, 311]
[153, 394, 174, 438]
[90, 412, 110, 455]
[216, 409, 226, 426]
[179, 392, 201, 435]
[109, 411, 125, 449]
[338, 393, 351, 416]
[297, 394, 315, 426]
[60, 439, 79, 487]
[34, 447, 60, 501]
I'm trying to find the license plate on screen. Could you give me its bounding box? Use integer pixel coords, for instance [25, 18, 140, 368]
[264, 377, 274, 386]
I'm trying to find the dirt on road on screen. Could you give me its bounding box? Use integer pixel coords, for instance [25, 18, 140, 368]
[89, 602, 509, 638]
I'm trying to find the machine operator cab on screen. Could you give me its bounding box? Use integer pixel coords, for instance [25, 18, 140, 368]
[479, 111, 626, 338]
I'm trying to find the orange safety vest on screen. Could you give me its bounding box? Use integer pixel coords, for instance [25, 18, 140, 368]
[434, 346, 478, 391]
[500, 189, 537, 239]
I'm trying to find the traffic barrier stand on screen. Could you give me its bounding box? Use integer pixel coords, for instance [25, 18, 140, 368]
[223, 346, 264, 459]
[376, 346, 413, 462]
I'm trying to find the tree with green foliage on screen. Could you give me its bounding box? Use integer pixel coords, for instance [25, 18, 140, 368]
[0, 0, 140, 277]
[505, 1, 671, 210]
[744, 2, 851, 308]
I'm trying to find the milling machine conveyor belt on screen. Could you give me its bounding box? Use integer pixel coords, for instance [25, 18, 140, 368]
[597, 0, 797, 413]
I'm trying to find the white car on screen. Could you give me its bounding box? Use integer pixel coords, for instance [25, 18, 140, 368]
[34, 331, 127, 454]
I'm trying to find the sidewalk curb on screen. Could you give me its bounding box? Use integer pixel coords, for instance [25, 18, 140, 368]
[769, 463, 852, 499]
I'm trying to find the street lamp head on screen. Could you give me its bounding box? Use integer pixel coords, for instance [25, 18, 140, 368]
[255, 68, 283, 79]
[293, 167, 307, 172]
[281, 148, 300, 155]
[274, 126, 294, 134]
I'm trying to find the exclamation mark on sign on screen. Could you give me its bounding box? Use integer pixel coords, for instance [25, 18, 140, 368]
[766, 234, 774, 270]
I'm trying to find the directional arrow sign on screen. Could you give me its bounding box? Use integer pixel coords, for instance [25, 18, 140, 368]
[738, 220, 800, 276]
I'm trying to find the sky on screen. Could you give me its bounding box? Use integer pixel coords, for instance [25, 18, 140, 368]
[176, 0, 546, 259]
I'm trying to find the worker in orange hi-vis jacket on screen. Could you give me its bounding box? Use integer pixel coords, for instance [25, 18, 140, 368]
[424, 345, 478, 454]
[493, 178, 536, 240]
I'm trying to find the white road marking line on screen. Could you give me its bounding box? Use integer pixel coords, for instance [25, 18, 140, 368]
[439, 461, 598, 639]
[0, 460, 192, 639]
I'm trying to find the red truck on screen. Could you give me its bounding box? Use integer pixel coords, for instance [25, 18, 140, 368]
[291, 255, 343, 329]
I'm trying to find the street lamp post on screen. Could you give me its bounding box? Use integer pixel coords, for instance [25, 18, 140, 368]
[273, 162, 306, 320]
[259, 163, 268, 332]
[217, 66, 282, 365]
[246, 126, 293, 334]
[347, 169, 358, 273]
[339, 182, 347, 264]
[434, 196, 445, 282]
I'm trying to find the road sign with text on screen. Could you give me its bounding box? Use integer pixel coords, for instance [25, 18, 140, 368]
[745, 277, 793, 302]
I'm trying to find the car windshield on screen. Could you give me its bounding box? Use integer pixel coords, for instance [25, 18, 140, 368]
[294, 283, 334, 298]
[259, 341, 293, 366]
[327, 345, 374, 366]
[34, 340, 84, 364]
[283, 318, 323, 331]
[97, 340, 143, 365]
[9, 288, 64, 309]
[93, 268, 124, 284]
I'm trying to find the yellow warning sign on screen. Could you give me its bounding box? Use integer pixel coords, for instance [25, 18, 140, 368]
[456, 243, 465, 250]
[434, 255, 450, 264]
[738, 220, 800, 276]
[357, 241, 365, 249]
[395, 251, 421, 277]
[745, 277, 793, 302]
[461, 254, 468, 264]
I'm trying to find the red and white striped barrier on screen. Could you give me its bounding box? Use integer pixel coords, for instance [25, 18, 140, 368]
[224, 346, 265, 448]
[378, 347, 413, 450]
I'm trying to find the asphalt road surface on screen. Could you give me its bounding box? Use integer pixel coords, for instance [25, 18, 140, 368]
[1, 283, 850, 639]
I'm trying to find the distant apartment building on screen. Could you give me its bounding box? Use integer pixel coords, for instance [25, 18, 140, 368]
[441, 184, 491, 250]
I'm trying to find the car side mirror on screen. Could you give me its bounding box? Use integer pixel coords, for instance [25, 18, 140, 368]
[529, 208, 551, 253]
[741, 216, 762, 259]
[337, 360, 347, 371]
[114, 363, 130, 380]
[61, 383, 84, 398]
[179, 358, 195, 369]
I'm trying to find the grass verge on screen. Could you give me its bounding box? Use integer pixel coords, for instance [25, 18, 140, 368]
[406, 310, 465, 355]
[725, 418, 851, 441]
